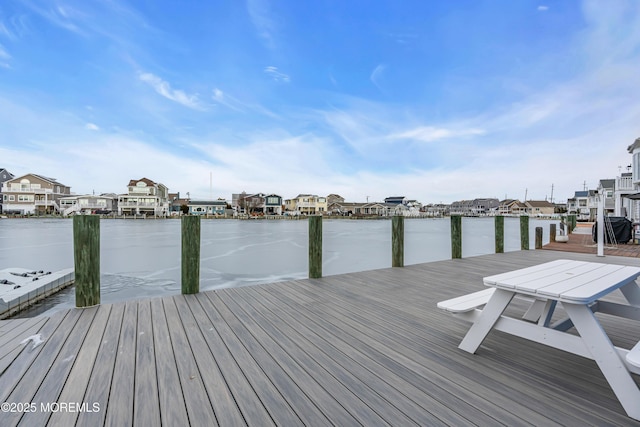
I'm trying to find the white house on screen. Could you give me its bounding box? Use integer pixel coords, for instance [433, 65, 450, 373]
[60, 194, 117, 216]
[117, 178, 169, 216]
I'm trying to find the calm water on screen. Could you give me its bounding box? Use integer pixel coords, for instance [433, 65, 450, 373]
[0, 217, 558, 316]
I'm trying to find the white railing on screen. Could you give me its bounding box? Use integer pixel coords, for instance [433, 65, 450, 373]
[119, 202, 158, 207]
[63, 204, 81, 217]
[617, 176, 634, 191]
[3, 188, 55, 194]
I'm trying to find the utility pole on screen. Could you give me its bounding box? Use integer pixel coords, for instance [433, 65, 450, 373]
[550, 184, 554, 204]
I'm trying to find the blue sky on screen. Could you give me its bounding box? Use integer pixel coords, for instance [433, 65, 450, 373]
[1, 0, 639, 203]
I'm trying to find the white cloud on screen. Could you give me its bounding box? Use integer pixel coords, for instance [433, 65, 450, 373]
[139, 72, 203, 110]
[264, 66, 290, 82]
[390, 126, 485, 143]
[537, 5, 549, 12]
[85, 123, 99, 131]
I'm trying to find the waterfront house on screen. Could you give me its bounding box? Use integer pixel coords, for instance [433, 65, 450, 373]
[117, 178, 169, 217]
[326, 194, 345, 206]
[567, 190, 595, 221]
[0, 168, 15, 214]
[384, 196, 407, 205]
[451, 198, 499, 216]
[264, 194, 283, 215]
[232, 192, 283, 215]
[615, 171, 634, 217]
[168, 193, 188, 215]
[498, 199, 527, 215]
[188, 200, 227, 216]
[422, 203, 449, 217]
[59, 193, 117, 216]
[616, 138, 640, 222]
[285, 194, 328, 215]
[524, 200, 556, 216]
[1, 173, 71, 215]
[328, 201, 388, 216]
[598, 179, 615, 216]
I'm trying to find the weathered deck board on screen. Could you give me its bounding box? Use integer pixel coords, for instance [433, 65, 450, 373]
[48, 305, 112, 427]
[147, 297, 189, 426]
[1, 250, 639, 426]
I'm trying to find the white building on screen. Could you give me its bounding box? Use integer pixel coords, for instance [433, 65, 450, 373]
[117, 178, 169, 216]
[59, 194, 117, 216]
[625, 138, 640, 220]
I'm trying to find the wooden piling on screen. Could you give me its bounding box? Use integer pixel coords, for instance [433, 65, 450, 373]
[451, 215, 462, 259]
[73, 215, 100, 307]
[520, 215, 530, 250]
[535, 227, 543, 249]
[550, 223, 556, 243]
[181, 215, 201, 294]
[309, 215, 322, 278]
[495, 215, 504, 254]
[392, 215, 404, 267]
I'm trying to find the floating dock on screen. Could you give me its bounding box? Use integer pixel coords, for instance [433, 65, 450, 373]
[0, 268, 75, 319]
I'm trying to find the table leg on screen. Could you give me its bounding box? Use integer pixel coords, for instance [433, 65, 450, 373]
[459, 289, 514, 354]
[563, 303, 640, 421]
[620, 281, 640, 307]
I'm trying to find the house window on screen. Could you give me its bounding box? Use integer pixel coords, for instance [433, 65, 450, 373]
[634, 152, 640, 182]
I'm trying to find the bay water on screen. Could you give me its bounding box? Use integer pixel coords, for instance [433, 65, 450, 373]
[0, 217, 558, 316]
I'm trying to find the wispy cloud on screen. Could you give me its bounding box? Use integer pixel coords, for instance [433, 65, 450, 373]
[370, 64, 386, 90]
[0, 21, 16, 40]
[212, 88, 244, 112]
[389, 126, 486, 142]
[85, 123, 100, 131]
[264, 66, 290, 82]
[139, 72, 203, 110]
[21, 2, 88, 36]
[537, 5, 549, 12]
[0, 44, 11, 68]
[247, 0, 277, 49]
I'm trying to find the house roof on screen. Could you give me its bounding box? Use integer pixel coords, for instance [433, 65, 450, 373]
[599, 179, 615, 189]
[526, 200, 555, 208]
[189, 200, 227, 206]
[9, 173, 67, 187]
[128, 177, 157, 187]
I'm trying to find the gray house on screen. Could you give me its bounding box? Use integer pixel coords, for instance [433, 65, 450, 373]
[188, 200, 227, 216]
[450, 198, 499, 216]
[0, 168, 15, 214]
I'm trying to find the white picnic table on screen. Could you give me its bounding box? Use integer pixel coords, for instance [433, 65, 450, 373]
[441, 259, 640, 421]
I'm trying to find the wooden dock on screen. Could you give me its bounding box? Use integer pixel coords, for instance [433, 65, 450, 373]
[543, 223, 640, 258]
[1, 250, 640, 426]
